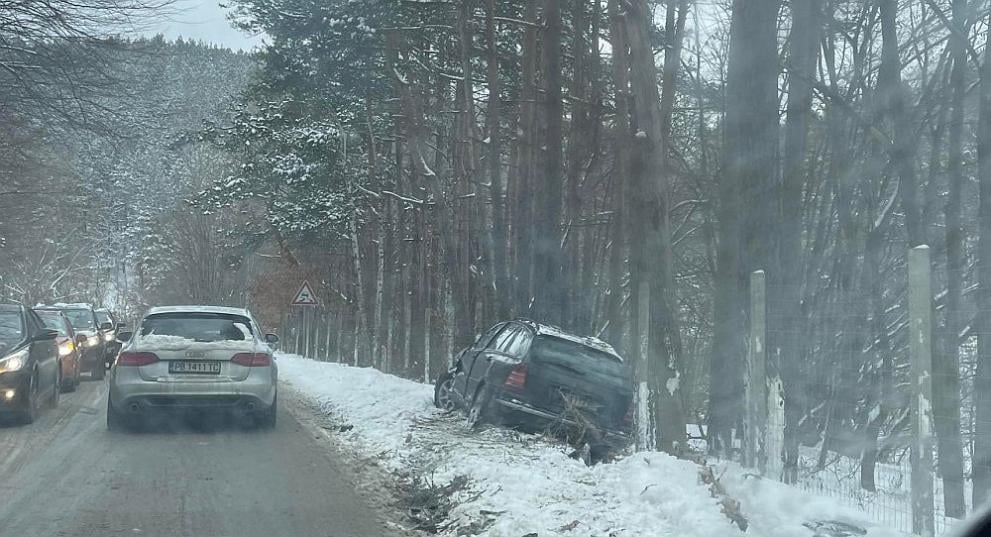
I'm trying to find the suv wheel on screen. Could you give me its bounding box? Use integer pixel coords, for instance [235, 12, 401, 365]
[257, 395, 277, 429]
[433, 371, 456, 411]
[91, 360, 105, 381]
[107, 397, 127, 432]
[48, 368, 60, 408]
[18, 371, 39, 425]
[466, 386, 495, 429]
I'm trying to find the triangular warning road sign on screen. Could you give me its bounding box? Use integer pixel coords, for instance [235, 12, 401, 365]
[291, 281, 319, 306]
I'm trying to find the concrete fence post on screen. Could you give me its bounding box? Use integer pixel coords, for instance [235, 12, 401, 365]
[908, 245, 936, 537]
[745, 270, 768, 472]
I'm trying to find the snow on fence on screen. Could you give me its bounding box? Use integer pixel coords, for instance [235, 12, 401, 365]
[726, 246, 977, 536]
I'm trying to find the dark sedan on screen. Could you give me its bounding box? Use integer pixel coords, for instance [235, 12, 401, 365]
[434, 319, 634, 450]
[0, 304, 60, 424]
[37, 304, 108, 380]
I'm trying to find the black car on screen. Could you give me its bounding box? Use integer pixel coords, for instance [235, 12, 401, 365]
[434, 319, 634, 447]
[0, 304, 61, 424]
[36, 304, 109, 380]
[95, 308, 124, 367]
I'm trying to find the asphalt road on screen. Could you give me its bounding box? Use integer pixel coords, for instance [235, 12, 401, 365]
[0, 375, 392, 537]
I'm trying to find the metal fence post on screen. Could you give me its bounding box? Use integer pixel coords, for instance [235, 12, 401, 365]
[745, 270, 768, 472]
[908, 245, 936, 537]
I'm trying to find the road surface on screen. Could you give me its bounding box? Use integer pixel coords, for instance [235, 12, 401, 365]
[0, 375, 393, 537]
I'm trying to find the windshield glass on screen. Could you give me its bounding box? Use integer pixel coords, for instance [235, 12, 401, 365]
[62, 309, 95, 330]
[140, 313, 253, 342]
[36, 312, 68, 336]
[529, 336, 629, 380]
[96, 311, 112, 327]
[0, 311, 24, 352]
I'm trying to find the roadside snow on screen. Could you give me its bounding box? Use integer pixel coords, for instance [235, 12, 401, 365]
[278, 354, 908, 537]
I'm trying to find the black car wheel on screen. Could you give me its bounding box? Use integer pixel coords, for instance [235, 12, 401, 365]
[62, 361, 76, 393]
[433, 371, 457, 411]
[107, 397, 127, 432]
[466, 385, 496, 429]
[91, 358, 105, 381]
[18, 371, 39, 425]
[257, 395, 277, 429]
[48, 368, 60, 408]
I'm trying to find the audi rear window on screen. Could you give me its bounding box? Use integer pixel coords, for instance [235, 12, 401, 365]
[140, 313, 254, 342]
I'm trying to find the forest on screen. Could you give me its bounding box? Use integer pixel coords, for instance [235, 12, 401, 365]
[2, 0, 991, 521]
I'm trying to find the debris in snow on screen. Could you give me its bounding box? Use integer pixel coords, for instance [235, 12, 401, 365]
[699, 464, 748, 531]
[802, 520, 868, 537]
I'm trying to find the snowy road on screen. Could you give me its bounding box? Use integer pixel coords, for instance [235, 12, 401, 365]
[0, 375, 394, 537]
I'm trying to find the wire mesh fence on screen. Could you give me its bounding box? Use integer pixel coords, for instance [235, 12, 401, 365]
[716, 247, 988, 536]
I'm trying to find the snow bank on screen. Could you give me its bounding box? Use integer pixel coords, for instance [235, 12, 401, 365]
[278, 354, 908, 537]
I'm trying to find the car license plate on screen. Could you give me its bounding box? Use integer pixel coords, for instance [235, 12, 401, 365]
[168, 361, 222, 375]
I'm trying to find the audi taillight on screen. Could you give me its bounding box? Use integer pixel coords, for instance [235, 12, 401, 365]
[117, 351, 159, 366]
[503, 363, 528, 393]
[231, 353, 272, 367]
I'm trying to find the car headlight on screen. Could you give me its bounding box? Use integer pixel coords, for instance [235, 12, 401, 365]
[0, 349, 28, 372]
[103, 332, 114, 342]
[59, 342, 75, 357]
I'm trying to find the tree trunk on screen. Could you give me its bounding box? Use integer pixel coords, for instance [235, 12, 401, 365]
[879, 0, 923, 247]
[485, 0, 509, 321]
[710, 0, 780, 458]
[780, 0, 819, 483]
[623, 0, 687, 454]
[532, 0, 568, 325]
[605, 0, 631, 350]
[973, 11, 991, 507]
[512, 0, 540, 315]
[935, 0, 967, 517]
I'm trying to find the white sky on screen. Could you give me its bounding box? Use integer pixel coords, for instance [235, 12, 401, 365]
[146, 0, 263, 51]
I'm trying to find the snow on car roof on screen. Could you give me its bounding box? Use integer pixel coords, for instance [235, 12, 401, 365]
[144, 305, 250, 317]
[517, 319, 623, 361]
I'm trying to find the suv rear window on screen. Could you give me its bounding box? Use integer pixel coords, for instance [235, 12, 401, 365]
[529, 336, 630, 380]
[140, 313, 254, 342]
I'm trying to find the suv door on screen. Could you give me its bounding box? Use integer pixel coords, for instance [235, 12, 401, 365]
[451, 323, 506, 400]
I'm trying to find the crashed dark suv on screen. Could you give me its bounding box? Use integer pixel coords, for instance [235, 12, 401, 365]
[434, 319, 634, 447]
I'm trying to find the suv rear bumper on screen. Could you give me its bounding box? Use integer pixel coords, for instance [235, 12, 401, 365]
[493, 397, 630, 446]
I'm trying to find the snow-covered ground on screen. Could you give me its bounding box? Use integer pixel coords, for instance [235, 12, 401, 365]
[277, 354, 908, 537]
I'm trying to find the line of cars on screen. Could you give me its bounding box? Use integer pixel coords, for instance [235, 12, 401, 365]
[0, 303, 124, 424]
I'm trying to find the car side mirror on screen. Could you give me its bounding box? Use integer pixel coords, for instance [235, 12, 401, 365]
[265, 333, 279, 344]
[117, 331, 133, 343]
[36, 329, 59, 341]
[99, 322, 113, 331]
[75, 333, 87, 345]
